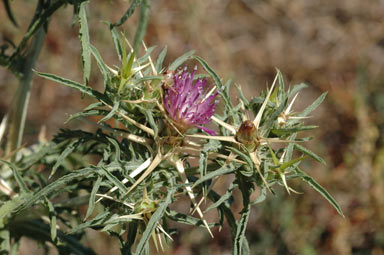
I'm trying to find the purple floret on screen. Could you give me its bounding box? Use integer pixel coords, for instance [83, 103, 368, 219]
[163, 68, 218, 135]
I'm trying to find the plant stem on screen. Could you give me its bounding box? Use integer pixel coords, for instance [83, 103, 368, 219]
[5, 27, 46, 160]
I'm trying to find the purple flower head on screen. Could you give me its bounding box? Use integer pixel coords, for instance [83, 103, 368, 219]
[163, 67, 218, 135]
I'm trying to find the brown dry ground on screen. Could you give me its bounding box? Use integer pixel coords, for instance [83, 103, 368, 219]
[2, 0, 384, 254]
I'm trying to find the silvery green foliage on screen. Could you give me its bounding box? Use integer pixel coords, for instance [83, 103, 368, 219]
[0, 1, 342, 254]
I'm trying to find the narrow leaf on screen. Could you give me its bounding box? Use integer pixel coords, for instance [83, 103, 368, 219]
[289, 83, 307, 98]
[296, 167, 344, 217]
[193, 55, 223, 89]
[98, 101, 120, 124]
[50, 139, 80, 178]
[294, 143, 326, 165]
[85, 176, 102, 220]
[110, 25, 123, 60]
[112, 0, 141, 27]
[78, 1, 91, 85]
[271, 125, 318, 136]
[99, 166, 128, 194]
[233, 179, 252, 255]
[297, 92, 328, 117]
[168, 50, 195, 71]
[89, 44, 110, 88]
[45, 198, 57, 243]
[192, 164, 235, 188]
[143, 109, 158, 137]
[133, 0, 149, 54]
[204, 182, 235, 212]
[280, 156, 306, 171]
[156, 46, 167, 72]
[167, 210, 216, 228]
[36, 71, 108, 101]
[0, 160, 29, 193]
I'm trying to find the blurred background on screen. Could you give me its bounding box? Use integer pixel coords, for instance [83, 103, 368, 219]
[1, 0, 384, 254]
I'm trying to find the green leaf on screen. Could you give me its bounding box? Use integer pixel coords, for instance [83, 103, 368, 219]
[143, 109, 158, 137]
[156, 46, 167, 72]
[50, 139, 80, 178]
[68, 211, 110, 234]
[297, 92, 328, 117]
[99, 166, 128, 194]
[167, 210, 216, 227]
[137, 45, 156, 64]
[285, 133, 297, 162]
[251, 186, 267, 205]
[0, 159, 29, 193]
[168, 50, 195, 71]
[66, 109, 110, 123]
[192, 164, 235, 188]
[233, 178, 252, 255]
[261, 98, 287, 135]
[235, 84, 249, 106]
[106, 137, 122, 162]
[271, 125, 318, 136]
[208, 189, 248, 251]
[45, 198, 57, 243]
[227, 147, 254, 176]
[109, 25, 123, 60]
[0, 194, 30, 227]
[279, 156, 306, 171]
[294, 143, 326, 165]
[204, 182, 235, 212]
[78, 1, 91, 85]
[18, 167, 96, 212]
[89, 43, 110, 88]
[249, 97, 275, 108]
[36, 71, 109, 102]
[85, 176, 102, 220]
[289, 83, 307, 98]
[134, 76, 163, 85]
[111, 0, 141, 27]
[199, 151, 208, 195]
[136, 187, 175, 255]
[193, 55, 223, 90]
[98, 101, 120, 124]
[295, 167, 344, 217]
[133, 0, 149, 54]
[267, 145, 280, 165]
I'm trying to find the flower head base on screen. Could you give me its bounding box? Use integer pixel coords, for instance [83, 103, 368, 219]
[163, 67, 218, 135]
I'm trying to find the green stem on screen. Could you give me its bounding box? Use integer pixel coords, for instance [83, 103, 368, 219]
[6, 27, 46, 160]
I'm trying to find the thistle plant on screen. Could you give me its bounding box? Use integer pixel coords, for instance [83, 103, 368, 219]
[0, 1, 343, 254]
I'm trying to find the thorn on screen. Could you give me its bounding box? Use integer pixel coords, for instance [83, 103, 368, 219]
[285, 93, 299, 114]
[175, 159, 214, 238]
[253, 73, 278, 129]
